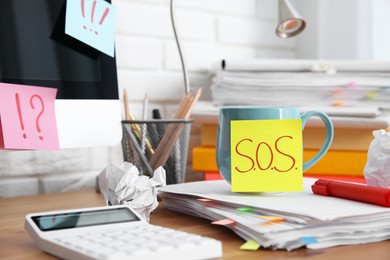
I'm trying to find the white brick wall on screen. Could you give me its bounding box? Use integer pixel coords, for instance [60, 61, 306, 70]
[0, 0, 298, 197]
[115, 0, 297, 112]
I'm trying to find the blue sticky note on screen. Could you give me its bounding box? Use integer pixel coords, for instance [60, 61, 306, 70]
[301, 236, 317, 244]
[65, 0, 116, 57]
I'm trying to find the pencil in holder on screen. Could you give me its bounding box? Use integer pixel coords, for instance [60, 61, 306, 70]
[121, 119, 192, 184]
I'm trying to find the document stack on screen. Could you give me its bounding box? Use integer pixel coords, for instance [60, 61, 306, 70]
[211, 59, 390, 109]
[158, 178, 390, 251]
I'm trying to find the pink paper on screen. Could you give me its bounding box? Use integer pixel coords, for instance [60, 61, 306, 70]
[197, 198, 213, 202]
[211, 219, 235, 226]
[0, 83, 59, 150]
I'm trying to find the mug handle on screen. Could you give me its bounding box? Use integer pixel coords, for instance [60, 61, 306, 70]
[301, 111, 334, 172]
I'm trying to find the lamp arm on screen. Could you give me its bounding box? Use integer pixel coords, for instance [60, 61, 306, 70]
[170, 0, 190, 95]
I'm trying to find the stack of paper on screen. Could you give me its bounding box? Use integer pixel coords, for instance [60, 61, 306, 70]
[211, 59, 390, 110]
[191, 100, 390, 129]
[158, 178, 390, 251]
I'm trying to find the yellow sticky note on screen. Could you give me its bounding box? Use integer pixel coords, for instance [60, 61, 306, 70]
[231, 119, 303, 192]
[240, 240, 261, 250]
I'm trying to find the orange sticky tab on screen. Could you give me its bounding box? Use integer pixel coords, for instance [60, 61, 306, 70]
[258, 216, 284, 221]
[332, 100, 344, 107]
[211, 219, 235, 226]
[258, 215, 285, 226]
[260, 219, 285, 226]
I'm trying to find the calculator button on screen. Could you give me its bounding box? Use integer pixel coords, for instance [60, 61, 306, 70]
[153, 244, 176, 253]
[128, 248, 154, 257]
[101, 252, 130, 259]
[121, 244, 138, 252]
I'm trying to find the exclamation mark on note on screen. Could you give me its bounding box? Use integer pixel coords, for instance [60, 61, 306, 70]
[91, 0, 97, 26]
[81, 0, 86, 30]
[81, 0, 110, 35]
[15, 93, 27, 139]
[98, 7, 110, 26]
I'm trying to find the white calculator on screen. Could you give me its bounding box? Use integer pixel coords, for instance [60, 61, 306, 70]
[25, 205, 222, 260]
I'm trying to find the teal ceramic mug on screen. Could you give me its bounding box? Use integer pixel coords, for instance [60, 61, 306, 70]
[216, 107, 334, 183]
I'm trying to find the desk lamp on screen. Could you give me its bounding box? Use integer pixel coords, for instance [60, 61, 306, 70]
[170, 0, 190, 95]
[276, 0, 306, 38]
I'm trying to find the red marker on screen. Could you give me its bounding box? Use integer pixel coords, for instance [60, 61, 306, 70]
[311, 179, 390, 207]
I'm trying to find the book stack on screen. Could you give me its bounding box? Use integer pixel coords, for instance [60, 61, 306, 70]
[192, 59, 390, 181]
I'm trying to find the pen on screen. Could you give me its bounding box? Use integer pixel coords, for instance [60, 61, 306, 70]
[141, 94, 148, 154]
[127, 113, 155, 155]
[123, 90, 154, 155]
[123, 123, 154, 176]
[311, 179, 390, 207]
[151, 108, 163, 148]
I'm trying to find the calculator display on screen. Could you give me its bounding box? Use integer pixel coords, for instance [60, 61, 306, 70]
[32, 207, 140, 231]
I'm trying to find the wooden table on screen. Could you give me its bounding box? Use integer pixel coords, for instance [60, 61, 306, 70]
[1, 189, 390, 260]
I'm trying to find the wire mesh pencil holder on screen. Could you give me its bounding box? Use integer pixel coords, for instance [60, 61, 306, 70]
[122, 119, 192, 184]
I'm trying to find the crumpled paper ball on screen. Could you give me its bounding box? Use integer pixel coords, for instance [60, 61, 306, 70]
[364, 129, 390, 188]
[98, 162, 166, 221]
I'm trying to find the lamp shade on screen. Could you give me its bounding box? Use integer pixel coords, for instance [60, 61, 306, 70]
[276, 0, 306, 38]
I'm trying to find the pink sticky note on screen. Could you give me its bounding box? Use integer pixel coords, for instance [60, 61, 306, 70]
[211, 219, 235, 226]
[197, 198, 212, 202]
[0, 83, 59, 150]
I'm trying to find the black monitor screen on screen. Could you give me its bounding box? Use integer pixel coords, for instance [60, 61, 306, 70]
[0, 0, 118, 100]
